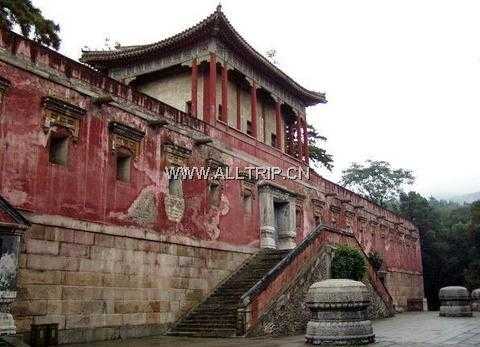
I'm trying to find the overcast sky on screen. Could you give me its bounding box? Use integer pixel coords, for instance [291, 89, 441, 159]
[34, 0, 480, 198]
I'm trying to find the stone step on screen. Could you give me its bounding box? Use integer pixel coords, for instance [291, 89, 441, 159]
[176, 322, 236, 329]
[168, 249, 289, 336]
[184, 315, 237, 322]
[167, 329, 237, 337]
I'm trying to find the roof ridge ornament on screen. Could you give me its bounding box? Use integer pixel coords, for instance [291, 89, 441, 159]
[216, 3, 222, 13]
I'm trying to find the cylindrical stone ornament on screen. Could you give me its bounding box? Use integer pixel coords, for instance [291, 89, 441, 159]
[472, 289, 480, 312]
[305, 279, 375, 345]
[439, 286, 472, 317]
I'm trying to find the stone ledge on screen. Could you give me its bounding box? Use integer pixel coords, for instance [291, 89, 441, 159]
[23, 213, 257, 255]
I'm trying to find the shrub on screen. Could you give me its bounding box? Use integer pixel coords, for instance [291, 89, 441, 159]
[368, 250, 384, 272]
[331, 245, 366, 281]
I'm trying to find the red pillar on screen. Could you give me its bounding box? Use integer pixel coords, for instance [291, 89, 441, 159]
[275, 100, 283, 150]
[302, 118, 309, 164]
[191, 58, 198, 117]
[250, 82, 257, 139]
[208, 52, 217, 124]
[221, 64, 228, 123]
[296, 115, 302, 159]
[236, 85, 241, 130]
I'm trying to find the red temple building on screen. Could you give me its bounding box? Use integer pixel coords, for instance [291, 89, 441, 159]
[0, 6, 423, 344]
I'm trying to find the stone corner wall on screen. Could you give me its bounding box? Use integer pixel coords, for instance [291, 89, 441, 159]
[246, 244, 391, 338]
[385, 270, 425, 311]
[13, 222, 252, 344]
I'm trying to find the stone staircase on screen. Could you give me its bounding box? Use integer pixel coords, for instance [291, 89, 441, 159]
[168, 249, 289, 337]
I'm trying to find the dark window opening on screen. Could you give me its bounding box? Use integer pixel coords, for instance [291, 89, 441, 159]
[271, 133, 277, 147]
[185, 101, 192, 115]
[116, 152, 132, 182]
[218, 104, 223, 117]
[246, 121, 252, 136]
[49, 136, 69, 166]
[314, 215, 321, 226]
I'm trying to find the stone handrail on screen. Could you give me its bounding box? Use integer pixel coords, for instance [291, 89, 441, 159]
[238, 224, 395, 335]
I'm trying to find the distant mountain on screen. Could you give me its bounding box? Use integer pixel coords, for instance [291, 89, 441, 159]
[449, 191, 480, 204]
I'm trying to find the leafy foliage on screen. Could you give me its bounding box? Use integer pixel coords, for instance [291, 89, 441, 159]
[331, 245, 366, 281]
[0, 0, 60, 49]
[465, 260, 480, 290]
[307, 124, 334, 171]
[340, 160, 414, 207]
[368, 250, 384, 272]
[399, 192, 480, 309]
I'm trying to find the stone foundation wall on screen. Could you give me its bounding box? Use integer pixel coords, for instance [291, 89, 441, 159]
[13, 223, 251, 344]
[384, 270, 424, 311]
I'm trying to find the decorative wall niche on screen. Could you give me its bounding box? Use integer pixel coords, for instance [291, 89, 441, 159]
[311, 199, 324, 226]
[163, 142, 192, 167]
[0, 76, 11, 112]
[109, 122, 145, 158]
[239, 170, 256, 214]
[344, 210, 355, 234]
[42, 96, 86, 142]
[205, 158, 228, 207]
[162, 142, 192, 223]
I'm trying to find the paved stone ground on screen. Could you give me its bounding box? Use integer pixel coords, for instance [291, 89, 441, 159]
[66, 312, 480, 347]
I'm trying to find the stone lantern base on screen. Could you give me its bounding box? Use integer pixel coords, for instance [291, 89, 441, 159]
[0, 313, 15, 336]
[305, 279, 375, 345]
[0, 291, 16, 336]
[439, 286, 472, 317]
[305, 320, 375, 345]
[472, 289, 480, 312]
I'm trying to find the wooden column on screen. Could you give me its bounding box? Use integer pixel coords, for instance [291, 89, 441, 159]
[275, 100, 283, 150]
[236, 85, 241, 130]
[207, 52, 217, 124]
[250, 82, 257, 139]
[296, 114, 302, 159]
[221, 63, 228, 123]
[191, 58, 198, 117]
[302, 118, 309, 164]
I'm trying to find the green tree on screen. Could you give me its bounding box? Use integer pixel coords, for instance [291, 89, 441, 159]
[469, 201, 480, 257]
[307, 124, 334, 171]
[340, 160, 414, 207]
[0, 0, 60, 49]
[399, 192, 477, 309]
[465, 260, 480, 290]
[331, 245, 366, 281]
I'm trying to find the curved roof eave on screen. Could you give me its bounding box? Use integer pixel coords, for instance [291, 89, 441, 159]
[80, 6, 326, 106]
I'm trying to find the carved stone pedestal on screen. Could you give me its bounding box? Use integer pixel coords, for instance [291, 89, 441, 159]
[439, 286, 472, 317]
[471, 289, 480, 312]
[305, 279, 375, 345]
[0, 291, 16, 336]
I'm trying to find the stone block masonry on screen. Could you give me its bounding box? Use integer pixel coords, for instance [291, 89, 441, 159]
[13, 223, 251, 344]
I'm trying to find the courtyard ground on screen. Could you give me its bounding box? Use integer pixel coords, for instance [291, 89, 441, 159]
[67, 311, 480, 347]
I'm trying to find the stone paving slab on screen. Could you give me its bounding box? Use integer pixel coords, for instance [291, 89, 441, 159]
[66, 311, 480, 347]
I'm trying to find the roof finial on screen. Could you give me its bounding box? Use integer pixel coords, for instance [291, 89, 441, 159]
[216, 3, 222, 12]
